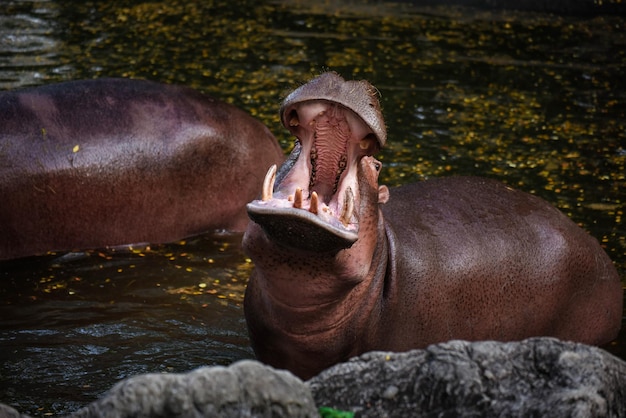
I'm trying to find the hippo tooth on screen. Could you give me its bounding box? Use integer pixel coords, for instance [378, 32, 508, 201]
[262, 164, 277, 201]
[340, 187, 354, 226]
[309, 191, 319, 215]
[294, 187, 303, 209]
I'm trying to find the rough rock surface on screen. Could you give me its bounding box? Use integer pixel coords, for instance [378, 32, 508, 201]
[0, 404, 29, 418]
[1, 338, 625, 417]
[309, 337, 626, 417]
[68, 360, 317, 418]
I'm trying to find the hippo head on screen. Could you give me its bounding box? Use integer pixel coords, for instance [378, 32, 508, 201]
[245, 72, 387, 253]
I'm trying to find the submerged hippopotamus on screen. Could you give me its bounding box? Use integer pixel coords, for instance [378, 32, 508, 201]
[243, 72, 623, 379]
[0, 78, 284, 260]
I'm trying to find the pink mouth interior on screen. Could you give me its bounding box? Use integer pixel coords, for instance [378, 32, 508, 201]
[246, 100, 379, 251]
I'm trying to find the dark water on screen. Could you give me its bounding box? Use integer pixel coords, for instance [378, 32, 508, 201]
[1, 0, 624, 415]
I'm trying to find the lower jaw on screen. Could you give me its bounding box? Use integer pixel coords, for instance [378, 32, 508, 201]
[246, 203, 358, 253]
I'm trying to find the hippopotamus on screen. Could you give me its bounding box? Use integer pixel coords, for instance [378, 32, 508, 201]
[242, 72, 623, 379]
[0, 78, 284, 260]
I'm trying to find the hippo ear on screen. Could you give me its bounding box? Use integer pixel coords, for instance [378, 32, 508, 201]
[378, 185, 390, 204]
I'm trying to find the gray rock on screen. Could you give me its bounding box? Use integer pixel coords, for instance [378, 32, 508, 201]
[0, 404, 31, 418]
[308, 337, 626, 417]
[68, 360, 318, 418]
[2, 338, 625, 417]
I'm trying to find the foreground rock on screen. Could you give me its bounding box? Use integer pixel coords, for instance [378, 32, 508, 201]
[1, 338, 625, 417]
[68, 361, 317, 418]
[310, 337, 626, 417]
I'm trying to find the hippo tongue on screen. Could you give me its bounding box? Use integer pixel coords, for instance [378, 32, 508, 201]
[246, 164, 358, 253]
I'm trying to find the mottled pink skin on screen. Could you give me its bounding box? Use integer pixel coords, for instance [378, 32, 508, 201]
[0, 78, 284, 260]
[243, 73, 623, 380]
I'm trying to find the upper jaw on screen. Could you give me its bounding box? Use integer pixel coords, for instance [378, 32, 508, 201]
[279, 71, 387, 148]
[278, 99, 379, 206]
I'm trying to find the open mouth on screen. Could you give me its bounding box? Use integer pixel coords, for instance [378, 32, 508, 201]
[246, 73, 386, 253]
[246, 101, 378, 253]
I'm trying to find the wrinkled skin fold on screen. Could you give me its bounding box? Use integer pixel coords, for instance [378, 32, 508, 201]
[243, 72, 623, 379]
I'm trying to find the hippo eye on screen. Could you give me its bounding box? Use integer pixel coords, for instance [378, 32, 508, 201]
[374, 162, 381, 172]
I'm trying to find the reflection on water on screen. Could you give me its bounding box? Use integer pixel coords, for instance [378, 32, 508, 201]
[0, 235, 253, 415]
[1, 0, 625, 415]
[0, 2, 66, 88]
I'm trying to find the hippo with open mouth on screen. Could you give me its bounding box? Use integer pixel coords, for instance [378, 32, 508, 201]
[243, 72, 623, 379]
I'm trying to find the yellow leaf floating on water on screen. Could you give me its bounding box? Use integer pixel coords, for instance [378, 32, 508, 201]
[585, 203, 621, 211]
[72, 145, 80, 153]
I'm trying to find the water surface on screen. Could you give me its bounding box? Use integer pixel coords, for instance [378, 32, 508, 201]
[1, 0, 624, 415]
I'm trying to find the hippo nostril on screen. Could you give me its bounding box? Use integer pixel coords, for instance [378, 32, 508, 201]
[288, 109, 300, 127]
[359, 133, 378, 153]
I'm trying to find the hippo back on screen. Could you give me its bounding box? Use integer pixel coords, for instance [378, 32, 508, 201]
[380, 176, 622, 347]
[0, 78, 284, 259]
